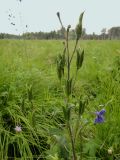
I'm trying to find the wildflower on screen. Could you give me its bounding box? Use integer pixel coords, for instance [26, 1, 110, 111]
[15, 126, 22, 133]
[108, 147, 113, 155]
[94, 109, 106, 124]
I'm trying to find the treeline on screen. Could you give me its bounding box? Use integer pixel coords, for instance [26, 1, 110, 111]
[0, 27, 120, 40]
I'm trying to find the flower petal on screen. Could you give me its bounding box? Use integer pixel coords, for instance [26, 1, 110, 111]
[94, 115, 104, 124]
[99, 109, 106, 115]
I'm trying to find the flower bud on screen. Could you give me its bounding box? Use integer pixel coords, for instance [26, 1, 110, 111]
[65, 78, 72, 96]
[75, 12, 84, 40]
[56, 12, 60, 19]
[57, 53, 65, 80]
[76, 49, 84, 70]
[108, 147, 113, 155]
[67, 25, 71, 32]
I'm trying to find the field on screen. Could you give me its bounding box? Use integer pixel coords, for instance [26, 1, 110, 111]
[0, 39, 120, 159]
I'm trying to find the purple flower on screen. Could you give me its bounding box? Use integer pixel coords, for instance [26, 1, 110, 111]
[94, 109, 106, 124]
[15, 126, 22, 133]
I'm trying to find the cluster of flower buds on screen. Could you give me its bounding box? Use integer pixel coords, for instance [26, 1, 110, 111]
[56, 53, 65, 81]
[65, 78, 73, 96]
[75, 12, 84, 41]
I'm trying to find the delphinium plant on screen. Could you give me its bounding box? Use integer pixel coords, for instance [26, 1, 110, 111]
[55, 12, 85, 160]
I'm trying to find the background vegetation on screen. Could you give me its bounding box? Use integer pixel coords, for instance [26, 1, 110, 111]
[0, 26, 120, 40]
[0, 39, 120, 159]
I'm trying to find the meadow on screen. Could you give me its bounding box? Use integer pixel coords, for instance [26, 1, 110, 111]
[0, 39, 120, 159]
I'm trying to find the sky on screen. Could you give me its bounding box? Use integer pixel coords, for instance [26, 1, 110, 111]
[0, 0, 120, 35]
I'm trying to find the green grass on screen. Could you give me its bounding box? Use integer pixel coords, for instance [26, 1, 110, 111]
[0, 39, 120, 159]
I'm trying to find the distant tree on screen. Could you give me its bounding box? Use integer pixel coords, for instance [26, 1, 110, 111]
[81, 28, 86, 39]
[57, 27, 66, 39]
[108, 27, 120, 40]
[92, 32, 96, 39]
[0, 26, 119, 40]
[69, 29, 76, 39]
[0, 33, 4, 39]
[101, 28, 106, 39]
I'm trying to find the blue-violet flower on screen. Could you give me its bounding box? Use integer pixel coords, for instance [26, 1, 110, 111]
[94, 109, 106, 124]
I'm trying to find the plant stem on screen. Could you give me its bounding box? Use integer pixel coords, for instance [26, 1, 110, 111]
[70, 39, 78, 64]
[73, 69, 78, 89]
[80, 129, 83, 160]
[66, 29, 70, 82]
[67, 122, 77, 160]
[66, 27, 77, 160]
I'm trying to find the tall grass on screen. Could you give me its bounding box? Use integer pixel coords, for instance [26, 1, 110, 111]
[0, 39, 120, 159]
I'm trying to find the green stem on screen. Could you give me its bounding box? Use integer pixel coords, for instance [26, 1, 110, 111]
[73, 118, 79, 145]
[66, 29, 70, 82]
[70, 39, 78, 64]
[73, 69, 78, 89]
[58, 16, 64, 29]
[67, 122, 77, 160]
[80, 129, 83, 160]
[66, 27, 77, 160]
